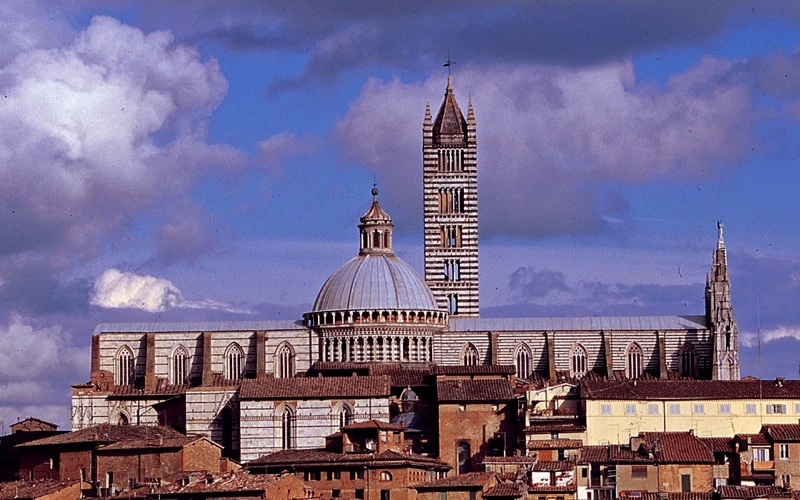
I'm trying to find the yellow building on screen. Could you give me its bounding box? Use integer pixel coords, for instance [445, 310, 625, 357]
[581, 379, 800, 445]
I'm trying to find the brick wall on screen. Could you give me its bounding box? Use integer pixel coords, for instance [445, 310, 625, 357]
[438, 402, 515, 473]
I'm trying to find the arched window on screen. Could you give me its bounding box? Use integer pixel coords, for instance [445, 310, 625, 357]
[275, 343, 295, 378]
[380, 471, 393, 481]
[225, 343, 244, 380]
[115, 346, 134, 386]
[170, 345, 189, 385]
[337, 404, 354, 430]
[515, 344, 532, 379]
[626, 343, 643, 379]
[462, 343, 478, 366]
[116, 412, 129, 425]
[571, 344, 588, 376]
[280, 406, 295, 450]
[447, 293, 459, 314]
[680, 342, 696, 378]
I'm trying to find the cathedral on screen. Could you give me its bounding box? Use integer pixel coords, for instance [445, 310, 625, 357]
[71, 77, 740, 463]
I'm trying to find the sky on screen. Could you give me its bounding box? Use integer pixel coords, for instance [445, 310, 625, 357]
[0, 0, 799, 431]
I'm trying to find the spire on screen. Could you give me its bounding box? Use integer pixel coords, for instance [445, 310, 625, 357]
[717, 220, 725, 250]
[358, 184, 393, 255]
[705, 221, 739, 380]
[432, 77, 468, 144]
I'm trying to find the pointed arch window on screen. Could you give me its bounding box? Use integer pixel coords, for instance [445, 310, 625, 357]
[447, 293, 459, 314]
[680, 342, 697, 378]
[170, 345, 189, 385]
[115, 346, 134, 386]
[281, 406, 295, 450]
[337, 404, 354, 430]
[571, 344, 588, 376]
[462, 343, 478, 366]
[225, 343, 244, 380]
[626, 343, 643, 379]
[275, 343, 295, 379]
[515, 344, 532, 379]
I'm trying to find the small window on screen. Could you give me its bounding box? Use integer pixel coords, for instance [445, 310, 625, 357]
[669, 404, 681, 415]
[647, 404, 659, 415]
[753, 448, 770, 461]
[381, 490, 391, 500]
[781, 475, 791, 488]
[681, 473, 691, 492]
[746, 404, 757, 414]
[601, 404, 612, 415]
[332, 490, 341, 498]
[458, 404, 466, 412]
[720, 404, 731, 415]
[795, 403, 800, 414]
[694, 404, 705, 415]
[356, 490, 365, 500]
[581, 467, 588, 478]
[625, 404, 636, 415]
[779, 443, 790, 460]
[631, 466, 648, 479]
[380, 471, 392, 481]
[767, 404, 787, 414]
[440, 492, 447, 500]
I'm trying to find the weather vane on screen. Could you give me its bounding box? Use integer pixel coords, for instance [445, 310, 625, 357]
[443, 50, 456, 77]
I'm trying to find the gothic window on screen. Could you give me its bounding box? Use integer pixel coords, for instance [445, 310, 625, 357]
[224, 343, 244, 380]
[626, 343, 643, 379]
[337, 404, 354, 430]
[462, 343, 478, 366]
[280, 405, 295, 450]
[571, 344, 588, 376]
[438, 149, 464, 172]
[116, 412, 129, 425]
[515, 344, 532, 379]
[447, 293, 459, 315]
[115, 346, 134, 386]
[438, 188, 465, 214]
[680, 342, 696, 378]
[440, 225, 462, 248]
[275, 343, 295, 378]
[170, 345, 189, 385]
[444, 259, 460, 281]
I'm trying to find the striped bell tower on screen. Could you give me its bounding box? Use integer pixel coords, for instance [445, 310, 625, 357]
[422, 76, 479, 317]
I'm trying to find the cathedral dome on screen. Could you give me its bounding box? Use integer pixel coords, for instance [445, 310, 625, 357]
[312, 253, 438, 313]
[304, 187, 447, 330]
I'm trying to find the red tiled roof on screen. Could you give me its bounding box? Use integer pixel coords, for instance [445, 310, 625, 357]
[97, 435, 217, 452]
[434, 365, 516, 376]
[481, 456, 537, 464]
[0, 479, 79, 499]
[111, 379, 189, 397]
[248, 448, 449, 469]
[17, 424, 184, 447]
[762, 423, 800, 441]
[412, 471, 496, 490]
[483, 483, 524, 498]
[532, 461, 574, 472]
[620, 493, 714, 500]
[342, 420, 404, 431]
[240, 375, 391, 399]
[718, 485, 793, 499]
[131, 471, 290, 496]
[437, 379, 515, 402]
[582, 379, 800, 401]
[307, 362, 432, 387]
[638, 432, 714, 463]
[734, 434, 771, 446]
[523, 423, 587, 434]
[698, 437, 734, 453]
[528, 485, 576, 492]
[527, 439, 583, 450]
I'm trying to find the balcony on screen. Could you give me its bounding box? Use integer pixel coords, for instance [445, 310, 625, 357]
[752, 461, 775, 472]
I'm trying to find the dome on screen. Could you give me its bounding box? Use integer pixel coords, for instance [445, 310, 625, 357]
[312, 253, 439, 313]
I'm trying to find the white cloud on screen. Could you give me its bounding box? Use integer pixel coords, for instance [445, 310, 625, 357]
[741, 325, 800, 348]
[91, 268, 251, 313]
[0, 314, 86, 382]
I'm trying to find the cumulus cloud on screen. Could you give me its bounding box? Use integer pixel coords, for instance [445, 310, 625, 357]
[334, 53, 798, 237]
[91, 268, 251, 313]
[741, 326, 800, 348]
[0, 15, 243, 259]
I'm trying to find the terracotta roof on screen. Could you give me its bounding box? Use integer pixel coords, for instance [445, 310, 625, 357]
[532, 461, 574, 472]
[240, 375, 391, 399]
[620, 493, 714, 500]
[528, 485, 576, 492]
[434, 365, 516, 376]
[483, 483, 524, 498]
[527, 439, 583, 450]
[413, 471, 496, 490]
[132, 471, 291, 496]
[482, 456, 537, 464]
[437, 379, 515, 402]
[111, 380, 189, 397]
[637, 432, 714, 463]
[17, 424, 184, 447]
[248, 448, 449, 469]
[0, 479, 79, 499]
[10, 417, 59, 430]
[762, 423, 800, 441]
[698, 437, 735, 453]
[734, 433, 771, 446]
[582, 379, 800, 401]
[342, 420, 404, 431]
[307, 362, 433, 387]
[97, 435, 218, 452]
[523, 422, 586, 434]
[718, 485, 793, 499]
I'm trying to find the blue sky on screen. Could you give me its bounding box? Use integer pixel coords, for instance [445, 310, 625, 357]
[0, 1, 799, 430]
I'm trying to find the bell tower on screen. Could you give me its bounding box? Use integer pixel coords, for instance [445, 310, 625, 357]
[422, 76, 479, 317]
[706, 221, 740, 380]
